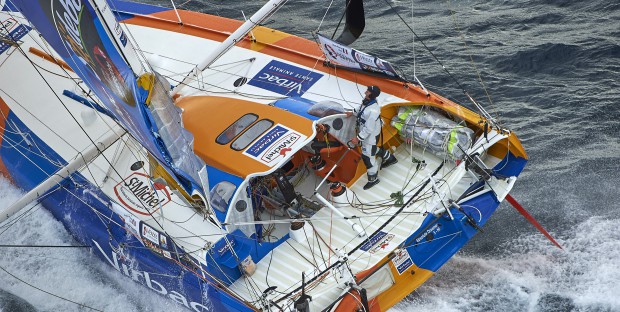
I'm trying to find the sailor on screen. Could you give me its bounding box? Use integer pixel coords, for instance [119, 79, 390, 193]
[347, 85, 398, 189]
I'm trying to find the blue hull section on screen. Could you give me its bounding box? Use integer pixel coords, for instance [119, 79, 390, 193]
[405, 191, 500, 272]
[403, 150, 527, 273]
[0, 111, 253, 311]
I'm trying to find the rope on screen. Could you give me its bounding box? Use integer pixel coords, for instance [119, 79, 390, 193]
[0, 264, 103, 311]
[380, 0, 494, 123]
[330, 0, 350, 39]
[446, 0, 501, 125]
[316, 0, 336, 33]
[0, 244, 90, 248]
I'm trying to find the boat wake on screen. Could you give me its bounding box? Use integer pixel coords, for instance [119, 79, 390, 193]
[3, 173, 618, 311]
[393, 217, 620, 312]
[0, 176, 186, 312]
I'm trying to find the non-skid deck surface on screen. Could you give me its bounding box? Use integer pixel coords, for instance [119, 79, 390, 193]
[229, 144, 473, 308]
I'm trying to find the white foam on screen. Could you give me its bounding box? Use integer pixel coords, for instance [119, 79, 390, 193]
[4, 171, 620, 311]
[0, 176, 185, 311]
[391, 216, 620, 311]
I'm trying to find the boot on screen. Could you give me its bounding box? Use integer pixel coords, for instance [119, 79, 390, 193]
[381, 153, 398, 169]
[363, 173, 380, 190]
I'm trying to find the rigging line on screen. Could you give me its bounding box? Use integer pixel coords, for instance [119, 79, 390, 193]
[0, 133, 67, 183]
[379, 0, 489, 119]
[262, 248, 288, 296]
[445, 0, 500, 123]
[309, 220, 337, 258]
[0, 244, 90, 248]
[345, 191, 435, 266]
[0, 264, 104, 311]
[52, 174, 212, 262]
[14, 9, 161, 156]
[170, 0, 183, 25]
[411, 0, 416, 78]
[0, 88, 85, 158]
[239, 274, 263, 306]
[0, 130, 63, 169]
[330, 0, 352, 40]
[6, 36, 131, 171]
[275, 162, 445, 305]
[3, 250, 87, 263]
[33, 36, 134, 138]
[93, 8, 200, 160]
[17, 54, 77, 80]
[222, 211, 428, 226]
[164, 73, 285, 100]
[300, 221, 325, 270]
[1, 182, 237, 302]
[316, 0, 336, 33]
[18, 14, 116, 111]
[0, 191, 50, 237]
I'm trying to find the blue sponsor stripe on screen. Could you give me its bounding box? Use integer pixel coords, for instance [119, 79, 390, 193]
[245, 125, 288, 157]
[360, 231, 387, 252]
[109, 0, 171, 21]
[0, 111, 253, 311]
[0, 24, 31, 55]
[396, 256, 413, 275]
[248, 60, 323, 96]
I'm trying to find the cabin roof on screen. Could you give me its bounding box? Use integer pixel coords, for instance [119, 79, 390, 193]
[178, 96, 315, 178]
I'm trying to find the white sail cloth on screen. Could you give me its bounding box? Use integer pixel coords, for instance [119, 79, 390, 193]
[391, 106, 474, 160]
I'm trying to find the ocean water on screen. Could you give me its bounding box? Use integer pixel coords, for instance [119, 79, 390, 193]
[1, 0, 619, 311]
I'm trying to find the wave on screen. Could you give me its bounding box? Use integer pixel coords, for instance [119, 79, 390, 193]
[0, 177, 185, 312]
[391, 216, 620, 312]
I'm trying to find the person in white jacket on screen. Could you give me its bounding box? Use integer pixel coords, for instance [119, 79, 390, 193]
[347, 86, 398, 189]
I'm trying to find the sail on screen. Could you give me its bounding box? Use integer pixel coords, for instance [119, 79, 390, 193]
[317, 33, 404, 81]
[335, 0, 365, 45]
[12, 0, 205, 190]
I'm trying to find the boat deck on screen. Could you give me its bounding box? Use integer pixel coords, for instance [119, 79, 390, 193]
[229, 143, 476, 309]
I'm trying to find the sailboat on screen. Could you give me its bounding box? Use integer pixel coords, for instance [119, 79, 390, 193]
[0, 0, 557, 311]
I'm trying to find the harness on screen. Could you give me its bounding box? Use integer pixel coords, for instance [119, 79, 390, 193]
[355, 99, 378, 132]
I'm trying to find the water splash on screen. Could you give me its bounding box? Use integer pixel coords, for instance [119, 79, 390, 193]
[392, 217, 620, 312]
[0, 176, 185, 312]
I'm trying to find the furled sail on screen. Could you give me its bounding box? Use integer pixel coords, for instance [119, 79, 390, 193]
[317, 34, 404, 81]
[335, 0, 365, 45]
[13, 0, 205, 192]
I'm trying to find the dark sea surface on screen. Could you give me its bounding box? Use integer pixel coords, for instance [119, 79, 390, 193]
[1, 0, 619, 311]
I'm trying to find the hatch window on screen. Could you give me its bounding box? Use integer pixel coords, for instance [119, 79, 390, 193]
[231, 119, 274, 151]
[210, 181, 236, 212]
[216, 114, 258, 145]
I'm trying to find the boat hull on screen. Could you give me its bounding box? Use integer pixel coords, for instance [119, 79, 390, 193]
[0, 102, 526, 311]
[0, 1, 528, 311]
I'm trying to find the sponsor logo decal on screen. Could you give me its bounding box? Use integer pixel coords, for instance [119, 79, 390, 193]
[248, 60, 323, 96]
[353, 50, 375, 66]
[114, 172, 172, 215]
[48, 0, 136, 107]
[93, 240, 211, 312]
[114, 22, 128, 47]
[323, 41, 356, 65]
[415, 223, 442, 244]
[1, 18, 17, 33]
[142, 223, 160, 244]
[360, 231, 395, 254]
[0, 19, 31, 55]
[216, 239, 236, 257]
[111, 202, 141, 236]
[325, 44, 339, 59]
[243, 124, 305, 167]
[392, 249, 414, 275]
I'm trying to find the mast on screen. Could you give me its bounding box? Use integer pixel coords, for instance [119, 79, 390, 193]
[171, 0, 287, 96]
